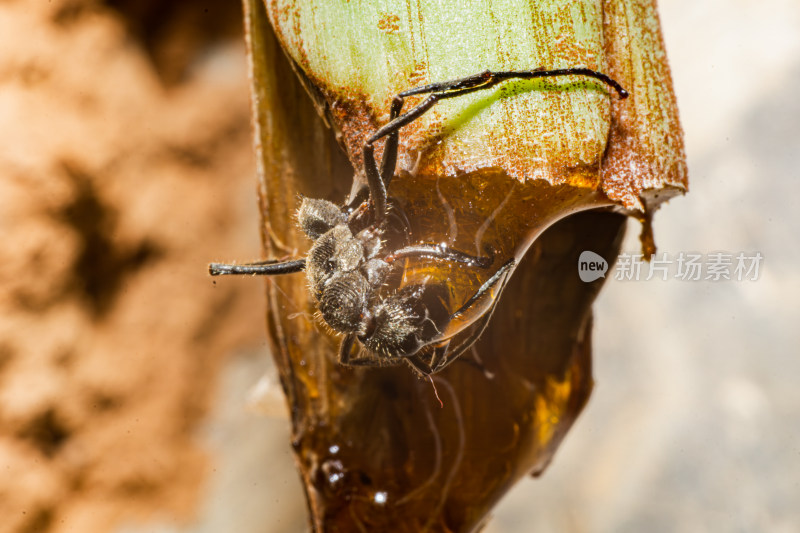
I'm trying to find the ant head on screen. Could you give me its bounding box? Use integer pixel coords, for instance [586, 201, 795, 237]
[363, 297, 424, 358]
[363, 285, 449, 359]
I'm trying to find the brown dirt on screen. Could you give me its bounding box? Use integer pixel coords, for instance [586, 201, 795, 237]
[0, 1, 266, 532]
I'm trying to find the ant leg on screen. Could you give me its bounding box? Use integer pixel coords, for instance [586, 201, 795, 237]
[368, 67, 628, 151]
[340, 335, 406, 368]
[404, 354, 434, 377]
[209, 258, 306, 276]
[433, 292, 502, 373]
[379, 96, 404, 187]
[363, 142, 388, 227]
[363, 68, 627, 232]
[360, 97, 405, 226]
[338, 334, 357, 365]
[385, 244, 494, 269]
[359, 97, 405, 224]
[345, 183, 370, 212]
[429, 260, 515, 373]
[452, 259, 515, 317]
[427, 342, 450, 372]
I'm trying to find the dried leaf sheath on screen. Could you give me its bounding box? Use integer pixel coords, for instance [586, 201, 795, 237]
[601, 0, 687, 211]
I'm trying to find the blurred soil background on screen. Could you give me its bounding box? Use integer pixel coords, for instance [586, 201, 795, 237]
[1, 1, 799, 533]
[0, 1, 302, 532]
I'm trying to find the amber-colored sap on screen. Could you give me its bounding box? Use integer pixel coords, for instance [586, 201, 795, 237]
[387, 169, 611, 346]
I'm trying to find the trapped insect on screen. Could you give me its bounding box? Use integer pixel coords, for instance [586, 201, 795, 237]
[210, 67, 628, 375]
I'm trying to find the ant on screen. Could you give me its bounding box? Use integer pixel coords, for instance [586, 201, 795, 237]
[210, 67, 628, 375]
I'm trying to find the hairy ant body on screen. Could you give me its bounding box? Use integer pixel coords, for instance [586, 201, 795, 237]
[210, 67, 628, 375]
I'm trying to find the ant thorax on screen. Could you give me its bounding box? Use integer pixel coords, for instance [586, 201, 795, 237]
[298, 197, 450, 361]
